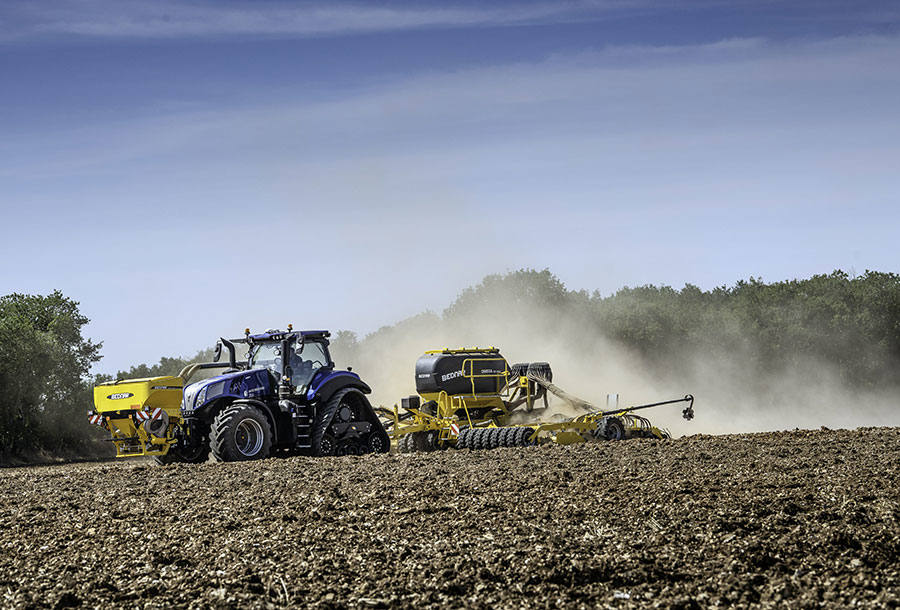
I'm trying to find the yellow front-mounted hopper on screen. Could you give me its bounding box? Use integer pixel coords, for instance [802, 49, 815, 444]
[89, 376, 184, 458]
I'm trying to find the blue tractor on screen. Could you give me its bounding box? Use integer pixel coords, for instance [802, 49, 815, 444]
[165, 327, 389, 463]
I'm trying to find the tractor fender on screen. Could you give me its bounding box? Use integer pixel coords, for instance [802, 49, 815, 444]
[309, 372, 371, 404]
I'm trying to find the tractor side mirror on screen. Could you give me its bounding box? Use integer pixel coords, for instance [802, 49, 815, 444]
[213, 341, 222, 363]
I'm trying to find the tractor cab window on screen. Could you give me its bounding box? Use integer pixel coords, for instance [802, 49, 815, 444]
[249, 343, 282, 375]
[288, 340, 330, 387]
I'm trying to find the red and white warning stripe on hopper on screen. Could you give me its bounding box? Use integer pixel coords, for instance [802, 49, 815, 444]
[449, 422, 460, 436]
[134, 408, 164, 423]
[88, 414, 104, 426]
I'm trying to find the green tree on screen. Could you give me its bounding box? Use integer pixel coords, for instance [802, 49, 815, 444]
[0, 291, 102, 459]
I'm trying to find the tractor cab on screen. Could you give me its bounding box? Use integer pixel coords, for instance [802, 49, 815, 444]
[240, 329, 334, 392]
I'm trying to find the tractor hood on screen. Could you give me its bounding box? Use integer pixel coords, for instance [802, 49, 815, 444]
[182, 369, 272, 412]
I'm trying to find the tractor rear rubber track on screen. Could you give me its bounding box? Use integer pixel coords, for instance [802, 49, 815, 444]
[313, 388, 390, 456]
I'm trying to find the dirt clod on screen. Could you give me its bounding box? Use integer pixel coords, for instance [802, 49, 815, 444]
[1, 427, 899, 608]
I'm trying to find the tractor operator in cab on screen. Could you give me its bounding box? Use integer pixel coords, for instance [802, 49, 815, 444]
[289, 346, 313, 386]
[287, 340, 329, 389]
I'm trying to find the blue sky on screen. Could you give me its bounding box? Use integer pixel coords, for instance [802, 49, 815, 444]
[1, 1, 898, 373]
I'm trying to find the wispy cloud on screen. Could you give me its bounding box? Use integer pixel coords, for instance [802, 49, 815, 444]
[3, 33, 898, 180]
[2, 28, 899, 370]
[0, 0, 642, 42]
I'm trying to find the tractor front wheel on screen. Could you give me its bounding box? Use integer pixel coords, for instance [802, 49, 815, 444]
[210, 404, 273, 462]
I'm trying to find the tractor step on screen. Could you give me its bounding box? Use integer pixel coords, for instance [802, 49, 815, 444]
[292, 406, 314, 449]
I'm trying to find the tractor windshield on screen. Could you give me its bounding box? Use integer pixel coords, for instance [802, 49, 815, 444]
[249, 343, 282, 372]
[248, 339, 331, 387]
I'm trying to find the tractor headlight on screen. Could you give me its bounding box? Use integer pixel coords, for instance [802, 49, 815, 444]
[195, 386, 208, 407]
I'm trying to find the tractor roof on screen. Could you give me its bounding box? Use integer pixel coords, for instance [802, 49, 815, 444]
[234, 329, 331, 343]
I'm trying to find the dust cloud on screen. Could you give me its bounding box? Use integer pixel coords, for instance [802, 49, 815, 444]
[331, 287, 900, 437]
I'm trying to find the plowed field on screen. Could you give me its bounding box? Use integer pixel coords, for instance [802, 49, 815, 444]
[1, 428, 899, 608]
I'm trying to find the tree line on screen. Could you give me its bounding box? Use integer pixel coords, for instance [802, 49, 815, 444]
[2, 269, 899, 461]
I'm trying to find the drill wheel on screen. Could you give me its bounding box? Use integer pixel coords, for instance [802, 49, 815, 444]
[397, 434, 413, 453]
[476, 428, 491, 451]
[414, 431, 435, 452]
[516, 427, 533, 446]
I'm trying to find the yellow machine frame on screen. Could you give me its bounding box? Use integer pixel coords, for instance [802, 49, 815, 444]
[384, 347, 690, 450]
[392, 349, 542, 444]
